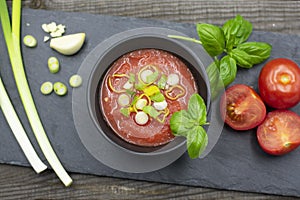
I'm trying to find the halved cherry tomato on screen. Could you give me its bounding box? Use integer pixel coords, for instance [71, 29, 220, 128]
[220, 84, 266, 131]
[257, 110, 300, 156]
[258, 58, 300, 109]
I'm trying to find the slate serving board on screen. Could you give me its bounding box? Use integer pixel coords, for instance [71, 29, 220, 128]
[1, 8, 300, 197]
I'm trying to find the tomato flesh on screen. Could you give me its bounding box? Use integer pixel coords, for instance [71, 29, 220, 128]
[220, 84, 266, 131]
[257, 110, 300, 156]
[258, 58, 300, 109]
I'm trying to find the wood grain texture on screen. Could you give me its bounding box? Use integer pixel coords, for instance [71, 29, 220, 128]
[2, 0, 300, 199]
[0, 164, 296, 200]
[12, 0, 300, 35]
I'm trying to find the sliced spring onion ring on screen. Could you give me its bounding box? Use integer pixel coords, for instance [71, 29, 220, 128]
[123, 81, 133, 90]
[69, 74, 82, 88]
[167, 73, 180, 86]
[165, 85, 186, 100]
[140, 69, 153, 83]
[135, 111, 149, 125]
[48, 56, 60, 74]
[138, 65, 158, 85]
[135, 98, 148, 110]
[153, 100, 168, 111]
[23, 35, 37, 47]
[40, 81, 53, 95]
[118, 93, 130, 107]
[53, 82, 68, 96]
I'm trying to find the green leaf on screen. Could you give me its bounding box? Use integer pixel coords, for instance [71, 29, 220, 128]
[120, 107, 130, 117]
[126, 89, 135, 96]
[219, 55, 237, 86]
[170, 110, 194, 136]
[150, 92, 165, 102]
[187, 93, 207, 125]
[143, 105, 160, 118]
[187, 126, 208, 159]
[222, 14, 252, 50]
[135, 81, 147, 90]
[196, 23, 225, 57]
[157, 74, 167, 89]
[206, 61, 224, 100]
[230, 42, 272, 68]
[129, 73, 136, 83]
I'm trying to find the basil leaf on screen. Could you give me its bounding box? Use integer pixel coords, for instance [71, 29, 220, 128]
[150, 92, 165, 102]
[170, 110, 194, 136]
[206, 61, 220, 88]
[206, 61, 224, 100]
[187, 126, 208, 159]
[219, 55, 237, 86]
[230, 42, 272, 68]
[142, 105, 160, 118]
[187, 93, 207, 125]
[222, 14, 252, 50]
[196, 23, 225, 57]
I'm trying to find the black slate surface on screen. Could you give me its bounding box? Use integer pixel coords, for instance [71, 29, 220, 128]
[1, 8, 300, 197]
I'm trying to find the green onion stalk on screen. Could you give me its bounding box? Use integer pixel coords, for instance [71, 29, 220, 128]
[0, 77, 47, 173]
[0, 0, 72, 186]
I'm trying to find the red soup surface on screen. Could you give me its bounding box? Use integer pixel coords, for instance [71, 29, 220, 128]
[100, 49, 198, 147]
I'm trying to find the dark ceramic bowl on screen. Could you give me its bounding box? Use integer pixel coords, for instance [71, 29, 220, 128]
[73, 27, 212, 173]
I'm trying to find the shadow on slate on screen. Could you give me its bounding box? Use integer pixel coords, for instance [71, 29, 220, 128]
[0, 8, 300, 197]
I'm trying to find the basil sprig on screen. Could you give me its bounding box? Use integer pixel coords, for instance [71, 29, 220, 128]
[197, 15, 272, 98]
[170, 93, 208, 159]
[169, 15, 272, 99]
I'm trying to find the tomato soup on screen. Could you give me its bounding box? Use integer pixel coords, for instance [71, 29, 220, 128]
[100, 49, 198, 147]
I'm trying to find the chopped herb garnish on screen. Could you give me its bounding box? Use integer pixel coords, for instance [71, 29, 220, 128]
[146, 70, 159, 83]
[158, 74, 167, 89]
[129, 73, 136, 83]
[126, 89, 135, 96]
[150, 92, 165, 102]
[120, 107, 130, 117]
[143, 105, 160, 118]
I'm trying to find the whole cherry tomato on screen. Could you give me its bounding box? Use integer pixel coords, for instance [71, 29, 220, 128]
[257, 110, 300, 156]
[258, 58, 300, 109]
[220, 84, 266, 131]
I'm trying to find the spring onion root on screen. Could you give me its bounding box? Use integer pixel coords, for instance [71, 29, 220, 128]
[0, 0, 72, 186]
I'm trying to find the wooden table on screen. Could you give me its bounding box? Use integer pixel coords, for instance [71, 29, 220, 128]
[1, 0, 300, 199]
